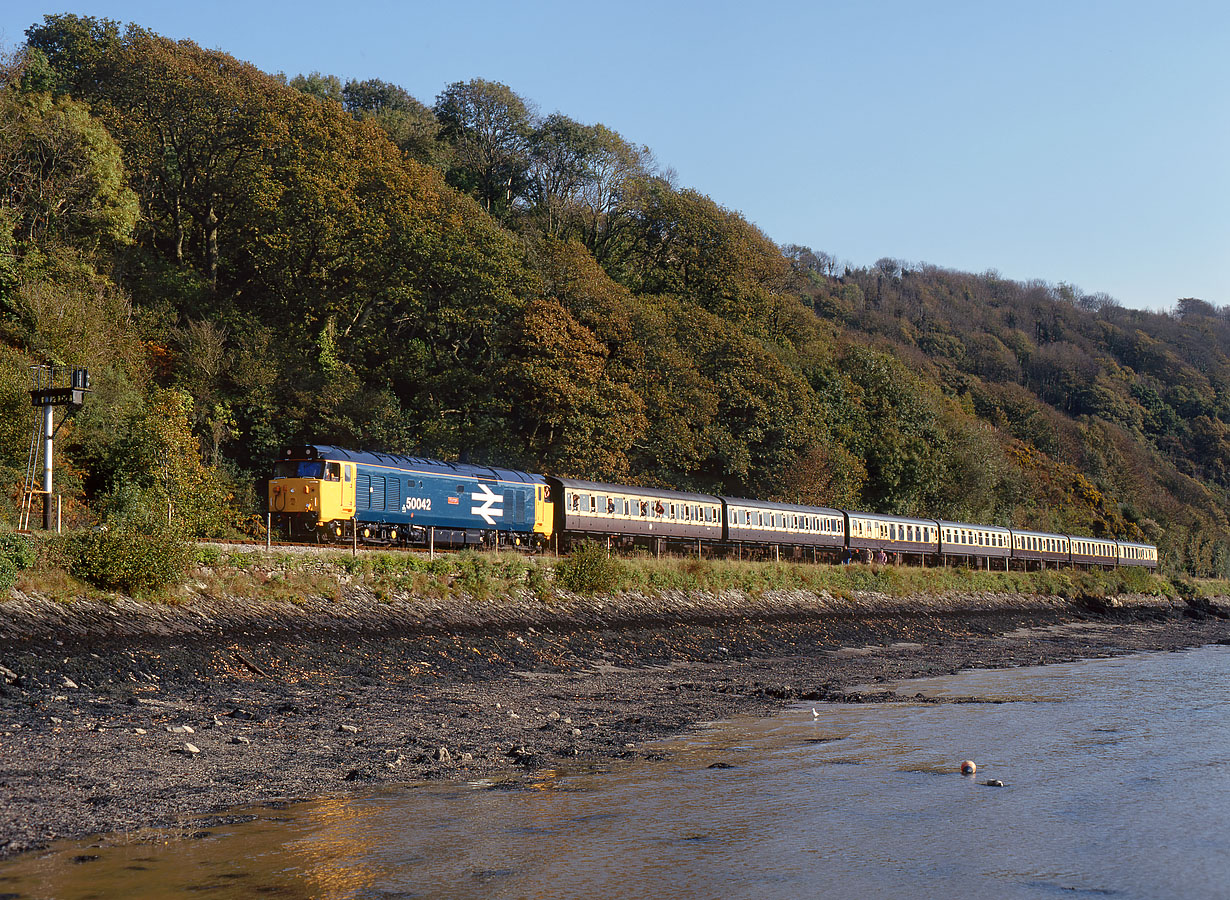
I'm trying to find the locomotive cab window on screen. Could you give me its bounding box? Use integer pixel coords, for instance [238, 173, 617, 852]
[275, 460, 325, 479]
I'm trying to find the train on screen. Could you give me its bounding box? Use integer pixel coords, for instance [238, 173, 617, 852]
[267, 444, 1158, 570]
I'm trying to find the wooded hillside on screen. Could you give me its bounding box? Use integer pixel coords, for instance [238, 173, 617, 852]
[2, 15, 1226, 574]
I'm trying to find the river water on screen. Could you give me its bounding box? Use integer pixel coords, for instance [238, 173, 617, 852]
[4, 645, 1228, 899]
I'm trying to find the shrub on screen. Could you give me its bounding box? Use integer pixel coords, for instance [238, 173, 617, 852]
[554, 542, 625, 594]
[0, 531, 37, 592]
[66, 526, 194, 596]
[194, 545, 223, 566]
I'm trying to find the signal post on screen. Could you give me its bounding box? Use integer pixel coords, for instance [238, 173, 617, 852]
[28, 366, 90, 531]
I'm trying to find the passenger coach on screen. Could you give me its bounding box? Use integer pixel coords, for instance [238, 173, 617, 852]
[722, 498, 845, 559]
[846, 511, 940, 560]
[546, 476, 722, 549]
[938, 520, 1012, 569]
[1116, 540, 1158, 570]
[1012, 529, 1070, 569]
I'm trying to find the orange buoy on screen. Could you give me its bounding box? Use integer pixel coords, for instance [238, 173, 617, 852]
[961, 760, 977, 776]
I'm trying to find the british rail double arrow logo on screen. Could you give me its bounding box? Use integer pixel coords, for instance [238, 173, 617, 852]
[470, 484, 503, 525]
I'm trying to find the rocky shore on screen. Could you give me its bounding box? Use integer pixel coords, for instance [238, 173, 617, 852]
[1, 585, 1227, 859]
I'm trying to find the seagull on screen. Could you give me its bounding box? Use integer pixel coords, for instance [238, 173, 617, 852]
[812, 708, 820, 719]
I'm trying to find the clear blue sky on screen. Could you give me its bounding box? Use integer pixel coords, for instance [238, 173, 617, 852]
[3, 1, 1227, 310]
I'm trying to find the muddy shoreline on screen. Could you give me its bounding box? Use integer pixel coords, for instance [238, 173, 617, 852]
[2, 590, 1228, 860]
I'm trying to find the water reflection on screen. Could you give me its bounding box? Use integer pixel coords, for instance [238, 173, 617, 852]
[2, 646, 1228, 899]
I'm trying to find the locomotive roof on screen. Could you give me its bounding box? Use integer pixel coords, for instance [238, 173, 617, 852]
[284, 445, 545, 485]
[722, 496, 844, 516]
[547, 475, 720, 503]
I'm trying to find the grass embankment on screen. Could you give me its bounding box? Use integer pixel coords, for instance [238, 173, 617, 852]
[5, 532, 1208, 606]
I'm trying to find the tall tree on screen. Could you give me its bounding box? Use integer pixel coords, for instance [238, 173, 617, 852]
[342, 77, 439, 164]
[434, 78, 532, 218]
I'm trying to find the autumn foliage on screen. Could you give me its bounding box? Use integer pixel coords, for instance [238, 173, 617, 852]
[0, 15, 1227, 574]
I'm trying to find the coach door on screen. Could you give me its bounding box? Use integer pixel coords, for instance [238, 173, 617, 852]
[341, 464, 356, 515]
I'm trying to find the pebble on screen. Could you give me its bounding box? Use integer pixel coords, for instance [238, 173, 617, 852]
[183, 742, 200, 755]
[49, 717, 63, 725]
[134, 728, 147, 735]
[167, 725, 195, 734]
[229, 736, 251, 745]
[547, 711, 560, 720]
[63, 678, 79, 689]
[571, 728, 582, 737]
[338, 724, 360, 733]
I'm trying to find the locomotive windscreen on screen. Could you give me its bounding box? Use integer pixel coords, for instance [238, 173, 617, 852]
[274, 460, 325, 479]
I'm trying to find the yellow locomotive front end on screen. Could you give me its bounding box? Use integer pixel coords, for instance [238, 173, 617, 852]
[269, 456, 356, 539]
